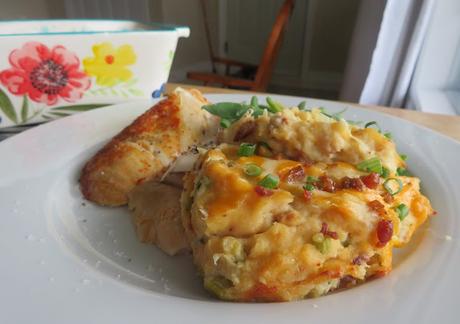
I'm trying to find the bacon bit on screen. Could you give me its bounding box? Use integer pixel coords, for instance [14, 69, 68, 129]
[340, 177, 365, 191]
[352, 255, 369, 265]
[360, 172, 380, 189]
[368, 200, 386, 217]
[316, 175, 336, 193]
[254, 185, 273, 196]
[376, 220, 393, 246]
[320, 222, 338, 239]
[285, 165, 305, 183]
[381, 192, 394, 204]
[432, 210, 438, 216]
[303, 189, 313, 202]
[233, 121, 256, 141]
[339, 275, 357, 288]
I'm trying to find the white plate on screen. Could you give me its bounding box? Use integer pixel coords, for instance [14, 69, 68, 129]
[0, 94, 459, 324]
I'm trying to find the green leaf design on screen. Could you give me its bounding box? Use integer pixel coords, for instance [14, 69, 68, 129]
[0, 88, 18, 123]
[127, 88, 144, 96]
[41, 114, 54, 120]
[51, 104, 112, 112]
[48, 111, 73, 117]
[122, 78, 138, 88]
[21, 96, 29, 123]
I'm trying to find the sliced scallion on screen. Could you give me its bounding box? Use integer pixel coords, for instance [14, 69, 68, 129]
[244, 164, 262, 177]
[258, 174, 279, 189]
[303, 183, 315, 191]
[266, 97, 284, 113]
[250, 96, 258, 107]
[238, 143, 256, 157]
[381, 167, 390, 178]
[298, 101, 307, 110]
[384, 132, 393, 140]
[383, 178, 403, 195]
[356, 157, 383, 174]
[396, 167, 411, 176]
[220, 118, 231, 128]
[395, 203, 409, 221]
[400, 154, 408, 161]
[365, 121, 381, 132]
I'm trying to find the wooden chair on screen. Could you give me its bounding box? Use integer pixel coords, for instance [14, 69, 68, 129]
[187, 0, 295, 92]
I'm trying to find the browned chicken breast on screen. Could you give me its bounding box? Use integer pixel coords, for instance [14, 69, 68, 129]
[79, 88, 217, 206]
[128, 181, 189, 256]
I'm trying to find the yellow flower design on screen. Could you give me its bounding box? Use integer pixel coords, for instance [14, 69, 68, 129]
[83, 43, 136, 87]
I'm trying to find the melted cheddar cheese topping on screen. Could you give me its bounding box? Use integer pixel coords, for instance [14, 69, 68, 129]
[181, 144, 433, 301]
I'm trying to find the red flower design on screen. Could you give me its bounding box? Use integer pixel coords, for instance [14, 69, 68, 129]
[0, 42, 90, 105]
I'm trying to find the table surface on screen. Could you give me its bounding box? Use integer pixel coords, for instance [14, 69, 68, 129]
[166, 83, 460, 142]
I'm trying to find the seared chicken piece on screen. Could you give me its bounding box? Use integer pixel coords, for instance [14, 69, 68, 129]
[181, 145, 432, 301]
[80, 88, 217, 206]
[128, 181, 189, 256]
[220, 107, 405, 174]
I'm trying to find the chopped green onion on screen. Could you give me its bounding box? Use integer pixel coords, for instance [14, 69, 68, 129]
[400, 154, 408, 161]
[312, 233, 325, 244]
[384, 132, 393, 140]
[396, 167, 411, 176]
[319, 107, 348, 121]
[244, 164, 262, 177]
[365, 121, 381, 132]
[356, 157, 383, 174]
[395, 203, 409, 221]
[306, 176, 319, 183]
[298, 101, 307, 110]
[266, 97, 284, 113]
[381, 167, 390, 178]
[220, 118, 231, 128]
[250, 96, 258, 107]
[238, 143, 256, 157]
[383, 178, 403, 195]
[303, 183, 315, 191]
[312, 233, 331, 254]
[258, 174, 279, 189]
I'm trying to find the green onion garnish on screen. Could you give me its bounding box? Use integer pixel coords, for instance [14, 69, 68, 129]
[383, 178, 403, 195]
[356, 157, 383, 174]
[400, 154, 408, 161]
[306, 176, 318, 183]
[266, 97, 284, 113]
[384, 132, 393, 140]
[220, 118, 231, 128]
[250, 96, 258, 107]
[395, 203, 409, 221]
[298, 101, 307, 110]
[258, 174, 279, 189]
[396, 167, 411, 176]
[381, 167, 390, 178]
[238, 143, 256, 157]
[312, 233, 331, 254]
[303, 176, 318, 191]
[244, 164, 262, 177]
[365, 121, 381, 132]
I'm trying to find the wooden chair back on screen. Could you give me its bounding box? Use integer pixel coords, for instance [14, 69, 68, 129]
[253, 0, 294, 91]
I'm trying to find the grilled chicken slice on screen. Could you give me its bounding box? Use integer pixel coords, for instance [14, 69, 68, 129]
[79, 88, 217, 206]
[128, 180, 189, 256]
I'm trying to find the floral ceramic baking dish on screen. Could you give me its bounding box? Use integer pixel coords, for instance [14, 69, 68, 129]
[0, 20, 189, 128]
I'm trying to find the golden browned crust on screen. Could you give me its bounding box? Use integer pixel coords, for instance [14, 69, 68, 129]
[80, 95, 182, 206]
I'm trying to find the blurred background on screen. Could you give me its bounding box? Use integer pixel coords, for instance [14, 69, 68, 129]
[1, 0, 459, 115]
